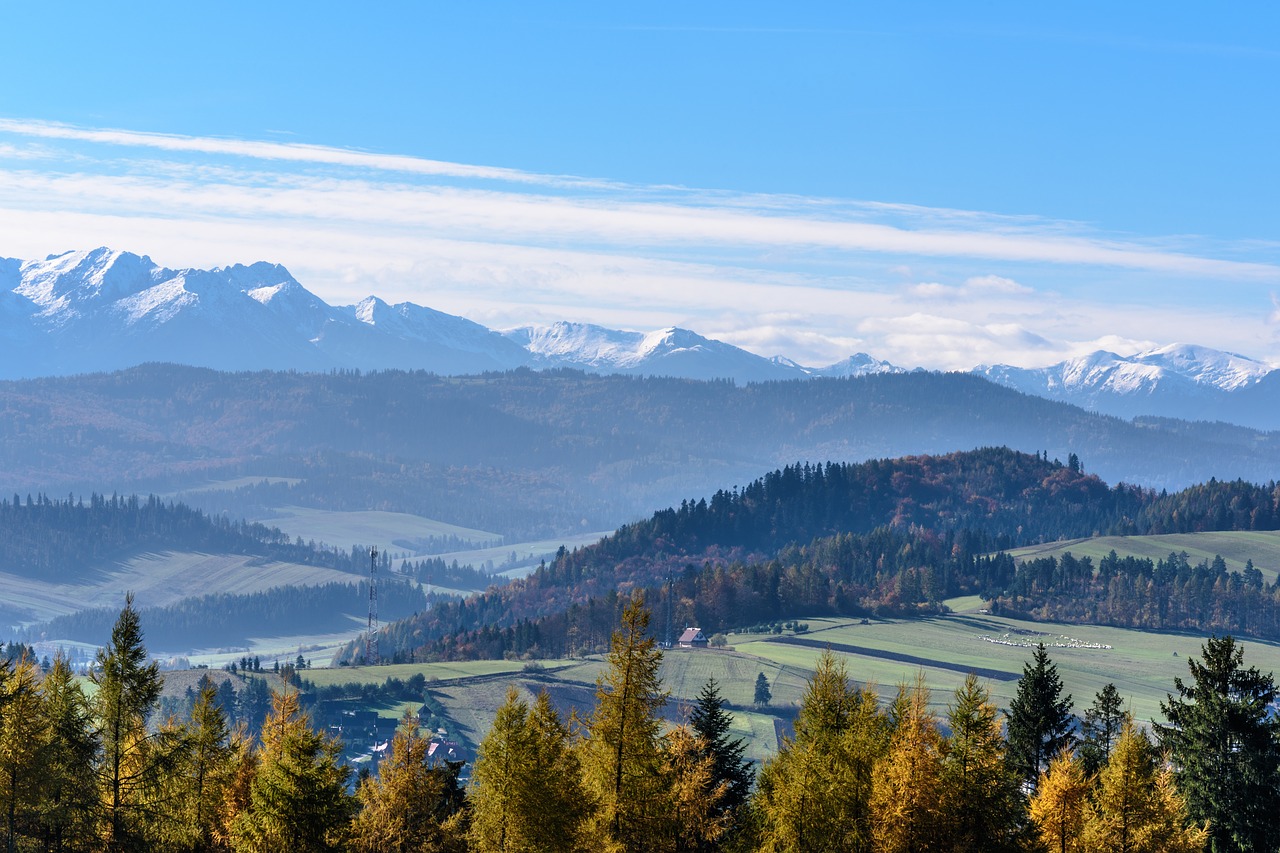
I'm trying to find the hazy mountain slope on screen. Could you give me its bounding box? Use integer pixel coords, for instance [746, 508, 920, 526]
[1, 366, 1278, 540]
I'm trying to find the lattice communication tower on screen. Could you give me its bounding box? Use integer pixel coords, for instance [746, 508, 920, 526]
[368, 545, 380, 665]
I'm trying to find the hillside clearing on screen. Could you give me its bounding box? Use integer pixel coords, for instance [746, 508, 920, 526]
[248, 506, 501, 554]
[1006, 530, 1280, 581]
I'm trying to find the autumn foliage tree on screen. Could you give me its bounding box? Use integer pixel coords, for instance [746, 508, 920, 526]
[1080, 720, 1206, 853]
[940, 673, 1027, 852]
[870, 677, 945, 852]
[1029, 749, 1089, 853]
[468, 688, 586, 853]
[579, 593, 670, 852]
[754, 649, 890, 852]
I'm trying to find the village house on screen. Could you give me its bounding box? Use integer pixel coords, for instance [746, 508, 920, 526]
[677, 627, 708, 649]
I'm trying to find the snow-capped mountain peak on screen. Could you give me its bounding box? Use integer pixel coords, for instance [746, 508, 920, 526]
[973, 342, 1278, 424]
[15, 248, 166, 320]
[505, 321, 646, 367]
[814, 353, 908, 378]
[1132, 342, 1272, 391]
[3, 247, 1276, 425]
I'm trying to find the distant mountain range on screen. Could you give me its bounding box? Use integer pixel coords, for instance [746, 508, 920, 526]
[3, 248, 1278, 428]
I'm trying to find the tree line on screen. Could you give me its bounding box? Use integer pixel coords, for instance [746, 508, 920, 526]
[26, 578, 427, 651]
[8, 593, 1273, 851]
[0, 492, 376, 581]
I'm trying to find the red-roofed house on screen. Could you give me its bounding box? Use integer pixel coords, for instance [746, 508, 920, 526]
[677, 627, 708, 649]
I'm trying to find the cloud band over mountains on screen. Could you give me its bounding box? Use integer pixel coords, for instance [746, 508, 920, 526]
[0, 118, 1276, 369]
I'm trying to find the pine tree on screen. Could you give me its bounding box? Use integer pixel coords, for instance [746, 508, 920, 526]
[469, 689, 587, 853]
[1078, 683, 1125, 777]
[870, 677, 944, 853]
[1028, 749, 1088, 853]
[36, 654, 98, 853]
[1006, 643, 1074, 788]
[580, 593, 669, 852]
[1081, 719, 1206, 853]
[688, 678, 753, 822]
[230, 691, 354, 853]
[753, 672, 772, 707]
[1156, 634, 1280, 853]
[940, 673, 1026, 852]
[91, 592, 169, 852]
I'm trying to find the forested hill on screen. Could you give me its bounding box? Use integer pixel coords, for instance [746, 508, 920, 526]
[359, 448, 1280, 662]
[0, 493, 369, 579]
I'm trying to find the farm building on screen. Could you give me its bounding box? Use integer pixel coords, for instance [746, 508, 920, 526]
[677, 627, 709, 649]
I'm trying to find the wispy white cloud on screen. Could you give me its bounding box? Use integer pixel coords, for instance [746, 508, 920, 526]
[905, 274, 1033, 300]
[1, 118, 1278, 369]
[0, 118, 610, 188]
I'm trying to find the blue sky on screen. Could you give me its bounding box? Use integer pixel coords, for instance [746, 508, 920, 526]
[1, 2, 1277, 368]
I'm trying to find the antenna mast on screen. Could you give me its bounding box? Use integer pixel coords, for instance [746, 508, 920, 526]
[368, 545, 380, 666]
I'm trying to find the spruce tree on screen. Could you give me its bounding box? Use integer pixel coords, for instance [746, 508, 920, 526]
[1157, 634, 1280, 853]
[688, 678, 753, 819]
[1005, 643, 1074, 789]
[1078, 683, 1125, 777]
[92, 592, 167, 852]
[753, 672, 772, 707]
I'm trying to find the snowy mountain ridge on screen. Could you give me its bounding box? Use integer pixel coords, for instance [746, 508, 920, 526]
[2, 248, 1279, 429]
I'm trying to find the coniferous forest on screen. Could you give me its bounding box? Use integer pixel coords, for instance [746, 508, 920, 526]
[358, 447, 1280, 663]
[3, 594, 1276, 852]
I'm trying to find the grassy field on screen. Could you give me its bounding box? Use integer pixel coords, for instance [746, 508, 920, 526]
[733, 599, 1280, 724]
[249, 506, 502, 554]
[286, 599, 1280, 763]
[1006, 530, 1280, 581]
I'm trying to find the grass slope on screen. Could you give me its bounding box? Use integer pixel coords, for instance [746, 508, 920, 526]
[250, 506, 501, 554]
[1006, 530, 1280, 582]
[0, 550, 354, 626]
